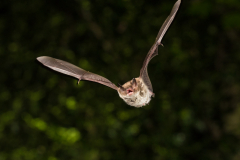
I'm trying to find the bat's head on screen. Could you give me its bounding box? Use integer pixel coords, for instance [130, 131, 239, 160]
[118, 78, 139, 96]
[117, 78, 152, 107]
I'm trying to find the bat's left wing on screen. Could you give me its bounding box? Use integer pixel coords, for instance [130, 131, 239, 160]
[140, 0, 181, 93]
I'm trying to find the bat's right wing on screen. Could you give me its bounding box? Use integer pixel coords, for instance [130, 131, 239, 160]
[37, 56, 118, 90]
[140, 0, 181, 93]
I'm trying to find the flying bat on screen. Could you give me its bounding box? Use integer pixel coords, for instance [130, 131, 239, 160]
[37, 0, 181, 107]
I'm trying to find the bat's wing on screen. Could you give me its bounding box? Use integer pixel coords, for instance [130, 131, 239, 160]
[37, 56, 118, 90]
[140, 0, 181, 92]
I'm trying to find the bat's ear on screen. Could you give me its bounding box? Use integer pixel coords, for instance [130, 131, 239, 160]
[118, 83, 125, 91]
[132, 78, 137, 89]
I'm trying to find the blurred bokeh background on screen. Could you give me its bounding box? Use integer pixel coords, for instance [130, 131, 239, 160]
[1, 0, 240, 159]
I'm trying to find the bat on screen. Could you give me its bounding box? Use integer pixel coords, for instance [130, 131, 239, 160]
[37, 0, 181, 107]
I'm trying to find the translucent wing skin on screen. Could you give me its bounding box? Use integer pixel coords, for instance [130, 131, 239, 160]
[37, 56, 118, 90]
[140, 0, 181, 92]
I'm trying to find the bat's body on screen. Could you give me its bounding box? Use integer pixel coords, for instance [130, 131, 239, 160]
[37, 0, 181, 107]
[117, 78, 152, 107]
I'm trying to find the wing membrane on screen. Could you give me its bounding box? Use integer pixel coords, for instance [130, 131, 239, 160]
[37, 56, 118, 90]
[140, 0, 181, 92]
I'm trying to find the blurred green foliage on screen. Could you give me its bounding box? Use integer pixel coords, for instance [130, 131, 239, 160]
[0, 0, 240, 159]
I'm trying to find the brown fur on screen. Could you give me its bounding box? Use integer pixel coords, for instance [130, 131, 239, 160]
[117, 78, 153, 107]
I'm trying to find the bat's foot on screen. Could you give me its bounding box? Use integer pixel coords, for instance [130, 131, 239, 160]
[77, 79, 81, 84]
[151, 92, 155, 97]
[143, 102, 150, 106]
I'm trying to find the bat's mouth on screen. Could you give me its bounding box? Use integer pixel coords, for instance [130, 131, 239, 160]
[127, 89, 133, 95]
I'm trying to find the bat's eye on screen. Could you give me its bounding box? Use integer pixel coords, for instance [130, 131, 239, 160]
[127, 89, 133, 95]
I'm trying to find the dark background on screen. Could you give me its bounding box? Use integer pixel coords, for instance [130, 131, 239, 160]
[1, 0, 240, 159]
